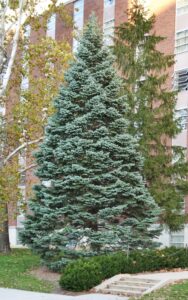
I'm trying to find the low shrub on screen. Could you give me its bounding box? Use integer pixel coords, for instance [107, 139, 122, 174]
[59, 260, 103, 291]
[129, 247, 188, 273]
[60, 247, 188, 291]
[95, 252, 133, 278]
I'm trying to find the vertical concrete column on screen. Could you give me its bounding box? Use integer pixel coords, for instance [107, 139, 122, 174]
[9, 226, 17, 247]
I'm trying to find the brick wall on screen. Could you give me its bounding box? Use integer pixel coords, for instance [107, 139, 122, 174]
[115, 0, 128, 26]
[154, 0, 176, 90]
[56, 3, 74, 45]
[84, 0, 104, 27]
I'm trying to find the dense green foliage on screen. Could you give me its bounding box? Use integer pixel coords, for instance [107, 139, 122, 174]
[60, 247, 188, 291]
[20, 15, 160, 270]
[0, 249, 53, 292]
[139, 280, 188, 300]
[59, 260, 103, 291]
[113, 0, 188, 230]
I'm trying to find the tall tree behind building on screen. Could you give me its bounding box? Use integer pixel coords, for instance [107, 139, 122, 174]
[113, 0, 188, 230]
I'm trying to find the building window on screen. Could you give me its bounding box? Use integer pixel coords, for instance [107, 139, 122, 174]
[16, 227, 24, 245]
[46, 14, 56, 39]
[19, 152, 26, 186]
[74, 0, 84, 31]
[16, 188, 26, 245]
[0, 106, 5, 116]
[24, 25, 31, 39]
[21, 25, 30, 92]
[21, 76, 29, 91]
[73, 0, 84, 52]
[177, 0, 188, 15]
[170, 229, 184, 248]
[175, 108, 188, 130]
[104, 0, 115, 6]
[174, 69, 188, 91]
[104, 19, 115, 45]
[175, 30, 188, 54]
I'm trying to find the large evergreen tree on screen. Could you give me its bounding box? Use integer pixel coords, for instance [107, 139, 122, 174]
[21, 16, 160, 270]
[113, 1, 188, 230]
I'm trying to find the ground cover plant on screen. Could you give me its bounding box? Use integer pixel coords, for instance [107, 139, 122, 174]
[0, 249, 53, 292]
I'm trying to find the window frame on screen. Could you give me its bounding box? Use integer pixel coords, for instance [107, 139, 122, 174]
[46, 14, 56, 39]
[175, 108, 188, 131]
[104, 0, 115, 7]
[176, 0, 188, 15]
[103, 18, 115, 45]
[170, 228, 185, 248]
[175, 28, 188, 54]
[174, 68, 188, 91]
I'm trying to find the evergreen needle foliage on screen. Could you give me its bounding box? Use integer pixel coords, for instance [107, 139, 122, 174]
[21, 15, 160, 270]
[113, 0, 188, 230]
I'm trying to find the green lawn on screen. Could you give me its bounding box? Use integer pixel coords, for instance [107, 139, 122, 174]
[0, 249, 53, 293]
[137, 280, 188, 300]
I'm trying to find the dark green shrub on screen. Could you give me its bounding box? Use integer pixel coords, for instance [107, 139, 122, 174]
[59, 260, 103, 291]
[130, 247, 188, 272]
[94, 252, 133, 278]
[59, 247, 188, 291]
[129, 249, 164, 273]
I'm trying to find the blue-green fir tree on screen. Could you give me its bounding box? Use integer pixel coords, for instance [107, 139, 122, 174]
[20, 16, 161, 271]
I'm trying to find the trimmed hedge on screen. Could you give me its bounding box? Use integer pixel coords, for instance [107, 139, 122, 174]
[59, 247, 188, 291]
[59, 260, 103, 291]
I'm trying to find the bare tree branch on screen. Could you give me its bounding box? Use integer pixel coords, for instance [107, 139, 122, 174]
[0, 0, 24, 97]
[3, 137, 43, 166]
[20, 163, 37, 174]
[0, 0, 8, 77]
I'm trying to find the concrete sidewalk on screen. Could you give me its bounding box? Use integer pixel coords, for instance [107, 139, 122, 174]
[94, 270, 188, 298]
[136, 270, 188, 281]
[0, 288, 128, 300]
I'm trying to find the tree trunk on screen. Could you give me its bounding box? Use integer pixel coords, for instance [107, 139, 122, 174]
[0, 204, 11, 253]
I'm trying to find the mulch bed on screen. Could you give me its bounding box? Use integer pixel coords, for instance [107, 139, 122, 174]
[29, 267, 91, 295]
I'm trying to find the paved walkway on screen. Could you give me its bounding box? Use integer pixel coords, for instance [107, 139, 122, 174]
[0, 288, 128, 300]
[136, 270, 188, 281]
[2, 271, 188, 300]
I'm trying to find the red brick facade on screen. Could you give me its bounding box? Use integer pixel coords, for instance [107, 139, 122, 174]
[154, 0, 176, 90]
[56, 3, 74, 45]
[115, 0, 128, 26]
[84, 0, 104, 27]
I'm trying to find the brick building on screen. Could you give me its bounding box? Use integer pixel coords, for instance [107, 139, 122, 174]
[9, 0, 188, 248]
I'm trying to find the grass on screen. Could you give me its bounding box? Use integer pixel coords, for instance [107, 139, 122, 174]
[0, 249, 53, 293]
[3, 250, 188, 297]
[137, 280, 188, 300]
